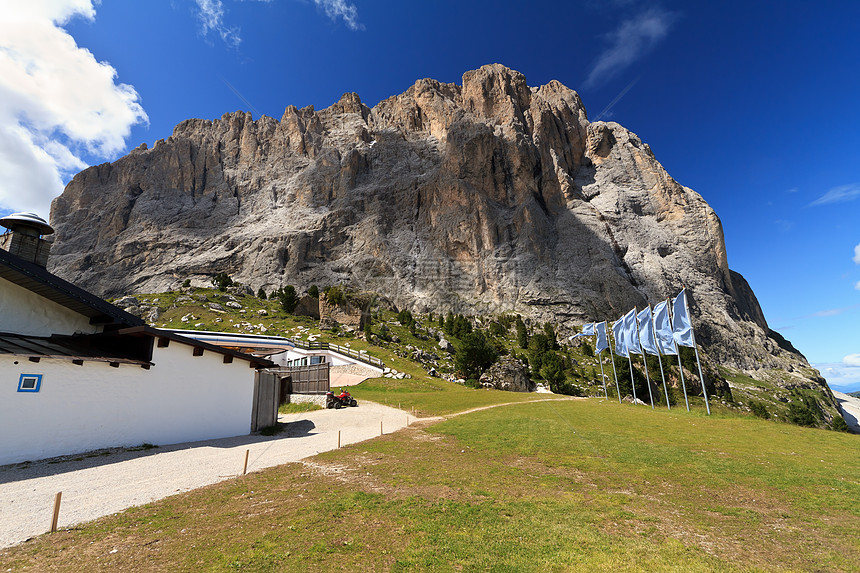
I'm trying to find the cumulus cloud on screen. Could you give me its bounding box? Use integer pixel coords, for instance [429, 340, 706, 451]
[313, 0, 363, 31]
[809, 183, 860, 207]
[584, 7, 675, 89]
[855, 280, 860, 291]
[818, 355, 860, 392]
[194, 0, 241, 47]
[854, 243, 860, 265]
[0, 1, 147, 218]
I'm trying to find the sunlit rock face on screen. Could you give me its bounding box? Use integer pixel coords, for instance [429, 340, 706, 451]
[49, 64, 829, 397]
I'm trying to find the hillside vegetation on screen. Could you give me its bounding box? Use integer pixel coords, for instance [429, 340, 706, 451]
[115, 285, 846, 430]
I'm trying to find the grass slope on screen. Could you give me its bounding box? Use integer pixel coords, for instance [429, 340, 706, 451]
[2, 399, 858, 572]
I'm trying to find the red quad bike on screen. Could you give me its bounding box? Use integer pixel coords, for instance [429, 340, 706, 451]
[326, 389, 358, 409]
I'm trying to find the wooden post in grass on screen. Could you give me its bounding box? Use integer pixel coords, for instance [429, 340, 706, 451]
[338, 430, 341, 448]
[242, 449, 249, 475]
[50, 492, 62, 533]
[380, 420, 383, 436]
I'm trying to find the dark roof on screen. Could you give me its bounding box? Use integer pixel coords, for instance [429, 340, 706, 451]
[117, 326, 275, 368]
[0, 332, 152, 366]
[0, 247, 143, 329]
[0, 327, 274, 369]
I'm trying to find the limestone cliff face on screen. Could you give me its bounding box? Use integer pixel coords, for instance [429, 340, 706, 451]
[48, 64, 824, 391]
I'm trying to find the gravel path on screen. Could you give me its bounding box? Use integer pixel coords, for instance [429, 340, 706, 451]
[833, 391, 860, 432]
[0, 401, 414, 548]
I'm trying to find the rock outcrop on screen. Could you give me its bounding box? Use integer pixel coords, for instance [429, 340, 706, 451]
[480, 357, 535, 392]
[47, 64, 832, 406]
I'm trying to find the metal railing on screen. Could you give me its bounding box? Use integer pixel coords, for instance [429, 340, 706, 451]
[287, 338, 384, 368]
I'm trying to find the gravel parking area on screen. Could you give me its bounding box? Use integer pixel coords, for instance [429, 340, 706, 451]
[0, 401, 414, 548]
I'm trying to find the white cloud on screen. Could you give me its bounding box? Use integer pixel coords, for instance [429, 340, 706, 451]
[809, 183, 860, 207]
[808, 304, 860, 318]
[855, 280, 860, 291]
[816, 356, 860, 392]
[193, 0, 362, 47]
[584, 8, 675, 89]
[0, 1, 147, 218]
[313, 0, 363, 31]
[854, 243, 860, 265]
[194, 0, 241, 47]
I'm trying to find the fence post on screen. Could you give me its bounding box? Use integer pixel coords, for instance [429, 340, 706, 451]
[50, 492, 62, 533]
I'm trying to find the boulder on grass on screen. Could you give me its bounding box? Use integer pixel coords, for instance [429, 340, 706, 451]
[479, 357, 535, 392]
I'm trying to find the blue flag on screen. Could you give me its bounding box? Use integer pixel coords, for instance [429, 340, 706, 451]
[612, 317, 628, 357]
[624, 308, 642, 355]
[595, 322, 609, 354]
[569, 322, 596, 341]
[653, 300, 676, 355]
[637, 307, 659, 356]
[672, 290, 696, 348]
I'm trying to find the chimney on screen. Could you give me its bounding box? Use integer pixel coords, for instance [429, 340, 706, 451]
[0, 212, 54, 267]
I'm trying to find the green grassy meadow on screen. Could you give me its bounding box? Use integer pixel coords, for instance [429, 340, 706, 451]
[3, 397, 858, 572]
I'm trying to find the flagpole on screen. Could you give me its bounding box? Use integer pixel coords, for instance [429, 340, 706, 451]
[628, 355, 637, 405]
[683, 291, 711, 415]
[650, 304, 670, 410]
[598, 351, 608, 399]
[608, 329, 621, 404]
[634, 308, 655, 409]
[668, 298, 690, 412]
[674, 339, 690, 412]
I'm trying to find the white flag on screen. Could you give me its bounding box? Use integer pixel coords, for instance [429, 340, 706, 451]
[612, 317, 628, 358]
[638, 307, 659, 356]
[595, 322, 609, 354]
[672, 290, 696, 348]
[623, 308, 642, 355]
[653, 300, 676, 355]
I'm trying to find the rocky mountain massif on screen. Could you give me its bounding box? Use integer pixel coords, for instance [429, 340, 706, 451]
[48, 64, 835, 413]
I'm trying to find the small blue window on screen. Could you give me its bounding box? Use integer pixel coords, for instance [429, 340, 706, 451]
[18, 374, 42, 393]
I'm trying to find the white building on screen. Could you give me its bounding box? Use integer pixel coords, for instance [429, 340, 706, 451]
[0, 213, 274, 466]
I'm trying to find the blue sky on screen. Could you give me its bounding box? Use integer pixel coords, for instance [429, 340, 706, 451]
[1, 0, 858, 390]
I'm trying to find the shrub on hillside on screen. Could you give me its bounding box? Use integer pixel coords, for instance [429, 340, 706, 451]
[278, 285, 299, 313]
[787, 401, 817, 427]
[516, 315, 528, 349]
[324, 285, 346, 305]
[749, 400, 771, 420]
[397, 309, 415, 328]
[212, 272, 233, 291]
[455, 330, 498, 380]
[831, 415, 850, 432]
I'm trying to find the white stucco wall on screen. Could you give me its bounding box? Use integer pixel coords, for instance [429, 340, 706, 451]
[0, 277, 100, 336]
[0, 342, 256, 465]
[270, 347, 378, 370]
